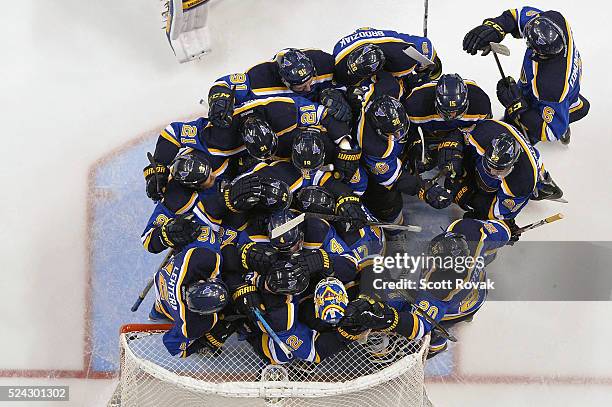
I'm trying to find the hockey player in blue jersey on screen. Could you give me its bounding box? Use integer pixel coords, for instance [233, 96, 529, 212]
[447, 119, 561, 220]
[463, 6, 589, 145]
[332, 27, 442, 88]
[402, 74, 492, 175]
[413, 219, 510, 356]
[207, 48, 352, 128]
[352, 71, 453, 225]
[143, 96, 351, 201]
[149, 237, 236, 357]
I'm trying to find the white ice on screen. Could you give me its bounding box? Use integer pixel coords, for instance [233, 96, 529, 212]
[2, 0, 611, 405]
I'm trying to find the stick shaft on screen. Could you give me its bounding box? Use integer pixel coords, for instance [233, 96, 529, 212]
[493, 52, 507, 80]
[516, 213, 564, 234]
[254, 309, 293, 359]
[131, 250, 174, 312]
[423, 0, 429, 37]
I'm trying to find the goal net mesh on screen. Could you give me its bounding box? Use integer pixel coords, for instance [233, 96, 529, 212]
[108, 324, 432, 407]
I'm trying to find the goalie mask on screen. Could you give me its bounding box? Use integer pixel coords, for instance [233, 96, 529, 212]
[185, 278, 228, 315]
[314, 277, 349, 325]
[170, 151, 213, 189]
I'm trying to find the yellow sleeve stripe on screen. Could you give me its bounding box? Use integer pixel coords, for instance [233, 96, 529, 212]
[178, 248, 195, 338]
[233, 97, 296, 115]
[211, 253, 221, 279]
[532, 62, 540, 99]
[286, 295, 294, 331]
[212, 159, 229, 176]
[289, 177, 303, 192]
[467, 134, 485, 155]
[176, 192, 198, 215]
[569, 98, 584, 113]
[319, 171, 332, 186]
[357, 81, 377, 147]
[277, 124, 297, 136]
[208, 145, 246, 156]
[391, 66, 417, 77]
[313, 73, 334, 83]
[509, 8, 518, 21]
[409, 313, 419, 339]
[382, 137, 394, 159]
[261, 333, 276, 364]
[444, 228, 487, 301]
[161, 129, 181, 147]
[252, 86, 288, 93]
[488, 196, 497, 220]
[142, 229, 154, 250]
[196, 201, 222, 224]
[446, 219, 462, 232]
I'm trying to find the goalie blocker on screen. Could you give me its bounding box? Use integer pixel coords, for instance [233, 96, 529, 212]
[163, 0, 212, 63]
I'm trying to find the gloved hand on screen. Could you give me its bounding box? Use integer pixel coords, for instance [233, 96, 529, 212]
[191, 319, 237, 356]
[340, 296, 398, 331]
[160, 215, 201, 248]
[463, 20, 506, 55]
[446, 176, 475, 212]
[437, 132, 464, 178]
[223, 175, 262, 212]
[333, 146, 362, 182]
[335, 195, 369, 231]
[417, 180, 453, 210]
[208, 85, 235, 128]
[232, 284, 266, 324]
[143, 162, 169, 201]
[405, 137, 435, 174]
[503, 218, 522, 246]
[496, 77, 528, 120]
[320, 88, 353, 123]
[240, 243, 278, 273]
[292, 249, 333, 277]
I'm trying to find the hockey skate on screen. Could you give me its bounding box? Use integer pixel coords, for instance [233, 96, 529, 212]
[560, 127, 571, 145]
[532, 171, 567, 203]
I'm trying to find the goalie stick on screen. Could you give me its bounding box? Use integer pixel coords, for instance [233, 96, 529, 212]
[270, 212, 422, 239]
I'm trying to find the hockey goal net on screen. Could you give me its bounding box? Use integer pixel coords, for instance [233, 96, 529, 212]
[108, 323, 432, 407]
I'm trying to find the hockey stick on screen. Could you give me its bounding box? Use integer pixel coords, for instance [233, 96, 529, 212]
[253, 308, 293, 359]
[402, 47, 434, 68]
[423, 0, 429, 37]
[131, 249, 175, 312]
[394, 290, 458, 342]
[488, 42, 510, 83]
[269, 212, 422, 239]
[516, 212, 564, 234]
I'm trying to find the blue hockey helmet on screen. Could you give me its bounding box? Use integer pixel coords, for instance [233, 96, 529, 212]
[277, 48, 316, 90]
[435, 74, 469, 121]
[185, 278, 228, 315]
[346, 43, 386, 80]
[524, 16, 567, 61]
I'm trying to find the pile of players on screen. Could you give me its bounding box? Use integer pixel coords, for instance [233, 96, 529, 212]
[139, 6, 589, 362]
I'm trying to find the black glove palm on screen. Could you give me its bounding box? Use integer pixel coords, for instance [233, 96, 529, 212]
[160, 215, 201, 248]
[223, 175, 262, 212]
[320, 88, 353, 123]
[240, 243, 278, 273]
[496, 77, 528, 120]
[292, 249, 332, 277]
[341, 297, 398, 331]
[208, 86, 235, 128]
[437, 132, 464, 178]
[143, 163, 169, 201]
[232, 284, 266, 324]
[335, 195, 369, 231]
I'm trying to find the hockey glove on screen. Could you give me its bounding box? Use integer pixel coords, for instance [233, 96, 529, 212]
[208, 85, 235, 128]
[240, 242, 278, 273]
[405, 137, 435, 174]
[503, 218, 522, 246]
[417, 181, 452, 210]
[292, 249, 333, 277]
[190, 319, 237, 356]
[463, 20, 506, 55]
[223, 175, 263, 212]
[143, 163, 169, 201]
[447, 177, 475, 212]
[320, 88, 353, 123]
[335, 195, 369, 231]
[496, 77, 528, 121]
[333, 146, 362, 182]
[340, 296, 398, 332]
[232, 284, 266, 324]
[160, 215, 201, 248]
[437, 131, 464, 178]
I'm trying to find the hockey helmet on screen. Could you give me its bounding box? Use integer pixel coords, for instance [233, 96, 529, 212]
[267, 209, 304, 252]
[435, 74, 469, 121]
[170, 151, 213, 189]
[265, 260, 310, 295]
[292, 128, 326, 172]
[524, 16, 567, 61]
[483, 133, 521, 179]
[296, 186, 336, 215]
[277, 48, 316, 91]
[240, 115, 278, 160]
[366, 94, 410, 142]
[185, 278, 229, 315]
[257, 178, 292, 211]
[346, 44, 386, 80]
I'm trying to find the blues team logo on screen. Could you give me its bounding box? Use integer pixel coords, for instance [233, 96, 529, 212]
[314, 277, 349, 325]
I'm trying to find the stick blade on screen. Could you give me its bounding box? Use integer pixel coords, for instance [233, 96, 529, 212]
[402, 46, 435, 67]
[270, 212, 305, 239]
[489, 42, 511, 56]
